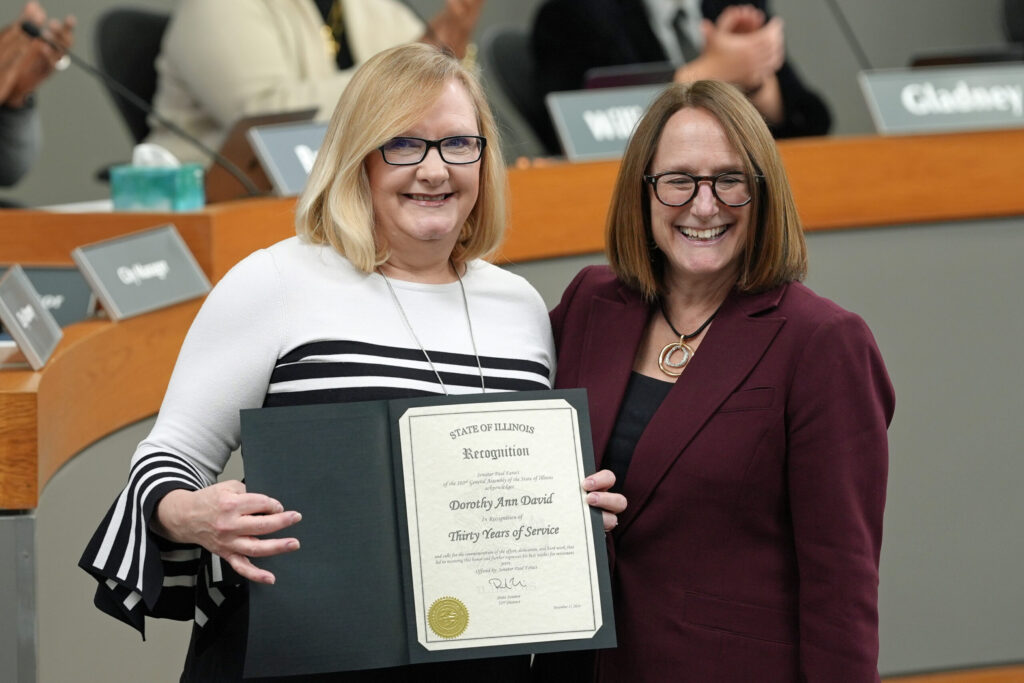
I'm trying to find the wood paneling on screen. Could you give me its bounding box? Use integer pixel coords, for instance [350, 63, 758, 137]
[3, 129, 1024, 509]
[497, 128, 1024, 262]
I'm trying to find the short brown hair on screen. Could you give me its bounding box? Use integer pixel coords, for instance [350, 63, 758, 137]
[607, 80, 807, 299]
[295, 43, 507, 272]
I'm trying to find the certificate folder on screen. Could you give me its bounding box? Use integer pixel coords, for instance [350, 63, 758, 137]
[240, 389, 615, 679]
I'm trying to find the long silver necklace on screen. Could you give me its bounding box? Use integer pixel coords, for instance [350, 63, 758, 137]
[378, 263, 486, 395]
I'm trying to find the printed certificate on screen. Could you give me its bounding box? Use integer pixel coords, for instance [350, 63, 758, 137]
[398, 398, 603, 650]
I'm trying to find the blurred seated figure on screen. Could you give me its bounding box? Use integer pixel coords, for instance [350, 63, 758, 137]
[0, 1, 73, 189]
[146, 0, 484, 164]
[529, 0, 830, 153]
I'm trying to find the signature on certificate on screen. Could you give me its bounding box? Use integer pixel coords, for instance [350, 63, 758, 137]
[488, 576, 528, 591]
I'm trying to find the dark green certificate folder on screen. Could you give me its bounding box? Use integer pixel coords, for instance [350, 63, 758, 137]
[240, 389, 615, 679]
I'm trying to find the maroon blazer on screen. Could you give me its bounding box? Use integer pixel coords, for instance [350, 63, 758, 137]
[546, 266, 894, 682]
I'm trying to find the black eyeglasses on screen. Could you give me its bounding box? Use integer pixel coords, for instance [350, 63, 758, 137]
[377, 136, 487, 165]
[643, 171, 763, 207]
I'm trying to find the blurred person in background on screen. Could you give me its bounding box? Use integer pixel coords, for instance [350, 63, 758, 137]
[0, 0, 74, 195]
[529, 0, 830, 153]
[146, 0, 485, 164]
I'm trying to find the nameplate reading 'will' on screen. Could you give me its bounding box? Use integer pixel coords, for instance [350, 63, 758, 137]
[0, 265, 63, 370]
[546, 84, 666, 161]
[859, 63, 1024, 134]
[71, 224, 211, 321]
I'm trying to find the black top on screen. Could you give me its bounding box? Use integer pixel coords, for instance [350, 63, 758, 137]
[604, 371, 674, 492]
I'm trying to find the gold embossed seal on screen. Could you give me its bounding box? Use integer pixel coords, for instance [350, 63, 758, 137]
[427, 596, 469, 639]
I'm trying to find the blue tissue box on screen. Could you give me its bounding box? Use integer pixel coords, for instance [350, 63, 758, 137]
[110, 164, 205, 211]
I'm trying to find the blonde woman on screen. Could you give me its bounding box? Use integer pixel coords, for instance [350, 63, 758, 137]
[82, 44, 623, 682]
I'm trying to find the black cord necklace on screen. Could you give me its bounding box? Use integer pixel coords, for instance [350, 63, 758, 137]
[657, 301, 719, 377]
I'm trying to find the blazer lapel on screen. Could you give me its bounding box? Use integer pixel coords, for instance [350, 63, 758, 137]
[578, 283, 650, 467]
[615, 286, 787, 535]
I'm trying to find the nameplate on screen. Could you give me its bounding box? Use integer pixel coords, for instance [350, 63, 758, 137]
[71, 224, 211, 321]
[0, 265, 63, 370]
[247, 121, 328, 196]
[859, 63, 1024, 134]
[0, 266, 95, 328]
[546, 85, 666, 160]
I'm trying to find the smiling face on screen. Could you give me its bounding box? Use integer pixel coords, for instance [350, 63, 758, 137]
[365, 79, 481, 268]
[648, 106, 752, 290]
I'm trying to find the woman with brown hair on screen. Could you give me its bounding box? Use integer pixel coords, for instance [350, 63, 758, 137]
[538, 80, 894, 682]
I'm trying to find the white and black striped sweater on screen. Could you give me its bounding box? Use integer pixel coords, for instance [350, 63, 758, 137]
[80, 237, 555, 635]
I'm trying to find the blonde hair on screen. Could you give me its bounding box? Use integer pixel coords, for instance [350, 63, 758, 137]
[295, 43, 507, 272]
[607, 80, 807, 300]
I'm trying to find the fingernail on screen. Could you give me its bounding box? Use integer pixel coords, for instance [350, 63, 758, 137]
[584, 478, 595, 488]
[587, 493, 599, 504]
[292, 512, 302, 522]
[287, 539, 300, 550]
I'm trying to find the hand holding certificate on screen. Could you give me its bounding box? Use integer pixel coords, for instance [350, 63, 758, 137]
[240, 389, 615, 679]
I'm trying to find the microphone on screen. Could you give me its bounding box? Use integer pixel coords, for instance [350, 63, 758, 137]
[820, 0, 874, 71]
[20, 20, 265, 198]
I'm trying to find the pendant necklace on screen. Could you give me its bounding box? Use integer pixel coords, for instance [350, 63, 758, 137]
[378, 263, 486, 395]
[657, 300, 720, 377]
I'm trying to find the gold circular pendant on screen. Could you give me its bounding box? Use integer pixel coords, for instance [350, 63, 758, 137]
[427, 596, 469, 639]
[658, 340, 694, 377]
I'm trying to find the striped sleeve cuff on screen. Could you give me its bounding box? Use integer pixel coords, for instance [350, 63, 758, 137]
[78, 452, 207, 635]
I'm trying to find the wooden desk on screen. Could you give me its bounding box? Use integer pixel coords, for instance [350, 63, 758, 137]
[5, 127, 1024, 510]
[499, 127, 1024, 263]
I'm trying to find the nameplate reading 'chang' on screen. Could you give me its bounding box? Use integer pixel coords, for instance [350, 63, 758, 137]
[0, 265, 63, 370]
[859, 63, 1024, 134]
[546, 84, 666, 161]
[71, 224, 211, 321]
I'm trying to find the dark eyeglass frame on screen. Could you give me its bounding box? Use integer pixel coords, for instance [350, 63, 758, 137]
[377, 135, 487, 165]
[643, 170, 764, 207]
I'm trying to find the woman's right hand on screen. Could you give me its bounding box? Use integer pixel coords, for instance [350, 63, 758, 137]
[153, 480, 302, 585]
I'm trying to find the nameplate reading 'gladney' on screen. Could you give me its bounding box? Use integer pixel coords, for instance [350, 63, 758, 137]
[71, 224, 211, 321]
[546, 84, 666, 161]
[859, 63, 1024, 134]
[0, 265, 63, 370]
